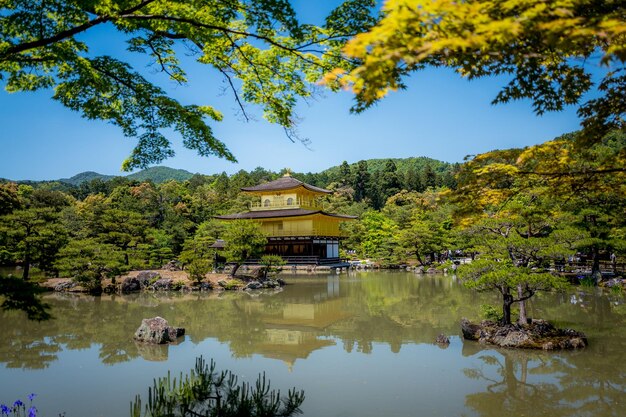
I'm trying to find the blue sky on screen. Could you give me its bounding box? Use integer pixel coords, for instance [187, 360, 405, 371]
[0, 2, 587, 181]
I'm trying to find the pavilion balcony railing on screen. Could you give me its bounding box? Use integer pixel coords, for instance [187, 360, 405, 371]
[551, 260, 626, 274]
[249, 199, 323, 211]
[261, 227, 346, 238]
[244, 256, 347, 265]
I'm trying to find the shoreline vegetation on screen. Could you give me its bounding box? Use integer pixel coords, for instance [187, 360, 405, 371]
[2, 131, 625, 351]
[35, 262, 453, 295]
[33, 261, 626, 295]
[36, 266, 597, 351]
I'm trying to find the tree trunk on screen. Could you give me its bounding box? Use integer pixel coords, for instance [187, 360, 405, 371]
[230, 263, 241, 277]
[517, 284, 528, 325]
[22, 246, 31, 280]
[502, 290, 513, 325]
[591, 246, 601, 284]
[415, 251, 425, 266]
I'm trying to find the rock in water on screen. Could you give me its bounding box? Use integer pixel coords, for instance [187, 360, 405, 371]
[134, 317, 185, 344]
[435, 334, 450, 344]
[460, 318, 482, 340]
[244, 281, 263, 290]
[460, 318, 587, 350]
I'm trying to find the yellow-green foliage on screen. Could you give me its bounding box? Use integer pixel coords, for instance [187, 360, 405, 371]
[327, 0, 626, 143]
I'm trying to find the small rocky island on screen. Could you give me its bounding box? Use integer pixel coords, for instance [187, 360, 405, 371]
[134, 317, 185, 344]
[461, 318, 587, 350]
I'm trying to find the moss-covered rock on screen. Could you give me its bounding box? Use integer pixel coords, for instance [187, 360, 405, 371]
[461, 318, 587, 350]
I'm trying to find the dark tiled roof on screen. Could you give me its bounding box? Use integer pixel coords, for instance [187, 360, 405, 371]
[241, 176, 331, 194]
[321, 212, 358, 219]
[215, 209, 357, 220]
[209, 239, 226, 249]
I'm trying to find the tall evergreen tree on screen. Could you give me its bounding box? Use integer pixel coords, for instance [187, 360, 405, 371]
[0, 208, 67, 279]
[421, 164, 437, 189]
[404, 166, 424, 192]
[374, 159, 402, 208]
[352, 160, 370, 202]
[338, 161, 352, 186]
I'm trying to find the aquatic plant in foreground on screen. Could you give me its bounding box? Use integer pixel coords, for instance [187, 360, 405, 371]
[0, 394, 37, 417]
[131, 356, 304, 417]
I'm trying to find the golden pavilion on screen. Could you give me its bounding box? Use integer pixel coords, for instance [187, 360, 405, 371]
[216, 174, 356, 265]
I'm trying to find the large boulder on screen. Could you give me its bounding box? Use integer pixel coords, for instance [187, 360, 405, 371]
[134, 317, 185, 344]
[121, 277, 142, 293]
[461, 318, 587, 350]
[136, 271, 160, 287]
[54, 281, 77, 292]
[150, 278, 173, 291]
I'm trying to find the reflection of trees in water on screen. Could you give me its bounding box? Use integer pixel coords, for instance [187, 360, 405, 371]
[1, 274, 625, 380]
[554, 340, 626, 416]
[462, 338, 626, 417]
[461, 287, 626, 417]
[532, 287, 626, 414]
[331, 274, 494, 352]
[463, 347, 568, 417]
[0, 294, 145, 368]
[1, 337, 61, 369]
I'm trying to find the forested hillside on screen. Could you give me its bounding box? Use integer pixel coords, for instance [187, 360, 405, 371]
[2, 157, 459, 210]
[1, 132, 624, 291]
[60, 171, 116, 186]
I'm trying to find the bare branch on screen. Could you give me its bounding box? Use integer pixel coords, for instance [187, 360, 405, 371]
[214, 61, 250, 122]
[118, 14, 298, 52]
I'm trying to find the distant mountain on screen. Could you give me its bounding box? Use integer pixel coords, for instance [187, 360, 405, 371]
[60, 171, 116, 186]
[126, 166, 194, 183]
[6, 158, 455, 188]
[54, 166, 195, 186]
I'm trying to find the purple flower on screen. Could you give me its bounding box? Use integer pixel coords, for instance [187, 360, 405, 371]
[1, 404, 9, 415]
[13, 400, 23, 408]
[28, 406, 37, 417]
[27, 394, 36, 402]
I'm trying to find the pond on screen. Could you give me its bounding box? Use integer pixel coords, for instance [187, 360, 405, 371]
[1, 272, 625, 417]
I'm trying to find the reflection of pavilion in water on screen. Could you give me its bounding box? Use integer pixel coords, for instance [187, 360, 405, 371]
[242, 277, 348, 369]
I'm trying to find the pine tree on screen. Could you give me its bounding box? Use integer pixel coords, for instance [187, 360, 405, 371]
[352, 160, 370, 202]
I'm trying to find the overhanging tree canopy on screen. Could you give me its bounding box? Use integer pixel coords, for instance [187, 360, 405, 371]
[327, 0, 626, 144]
[0, 0, 376, 170]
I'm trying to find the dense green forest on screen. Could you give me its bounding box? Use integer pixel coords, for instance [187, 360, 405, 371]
[1, 132, 624, 296]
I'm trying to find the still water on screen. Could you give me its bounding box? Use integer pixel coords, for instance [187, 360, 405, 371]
[1, 272, 625, 417]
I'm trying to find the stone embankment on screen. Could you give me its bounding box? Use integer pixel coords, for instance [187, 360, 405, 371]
[43, 268, 285, 294]
[461, 318, 587, 350]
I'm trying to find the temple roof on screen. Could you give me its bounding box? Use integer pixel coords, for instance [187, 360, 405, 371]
[215, 209, 357, 220]
[209, 239, 225, 249]
[241, 175, 331, 194]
